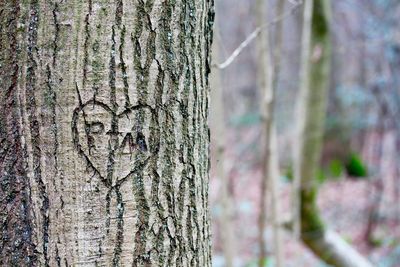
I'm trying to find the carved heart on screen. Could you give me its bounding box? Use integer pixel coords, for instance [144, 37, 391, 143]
[72, 100, 150, 186]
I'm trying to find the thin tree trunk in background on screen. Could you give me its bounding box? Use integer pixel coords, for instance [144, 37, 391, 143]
[0, 0, 214, 266]
[256, 0, 274, 265]
[293, 0, 313, 241]
[269, 1, 285, 266]
[269, 127, 283, 267]
[210, 20, 235, 267]
[295, 0, 373, 266]
[364, 92, 387, 245]
[256, 0, 286, 266]
[272, 0, 285, 84]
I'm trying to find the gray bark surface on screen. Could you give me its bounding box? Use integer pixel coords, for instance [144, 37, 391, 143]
[0, 0, 214, 266]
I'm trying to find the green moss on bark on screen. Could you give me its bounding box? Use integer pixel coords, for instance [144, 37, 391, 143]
[300, 187, 325, 241]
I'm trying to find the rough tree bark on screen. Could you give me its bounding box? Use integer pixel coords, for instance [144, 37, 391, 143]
[295, 0, 373, 266]
[0, 0, 214, 266]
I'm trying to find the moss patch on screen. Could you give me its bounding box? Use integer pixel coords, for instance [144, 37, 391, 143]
[300, 187, 325, 241]
[345, 153, 368, 178]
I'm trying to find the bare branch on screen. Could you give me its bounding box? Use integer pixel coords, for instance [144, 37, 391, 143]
[215, 0, 302, 70]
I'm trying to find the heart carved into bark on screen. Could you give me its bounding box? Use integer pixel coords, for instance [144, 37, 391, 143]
[72, 99, 152, 186]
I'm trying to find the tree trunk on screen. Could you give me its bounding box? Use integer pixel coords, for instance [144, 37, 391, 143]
[269, 2, 285, 266]
[256, 0, 274, 266]
[295, 1, 373, 266]
[0, 0, 214, 266]
[256, 0, 284, 266]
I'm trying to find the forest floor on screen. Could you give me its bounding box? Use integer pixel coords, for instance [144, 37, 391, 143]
[210, 127, 400, 267]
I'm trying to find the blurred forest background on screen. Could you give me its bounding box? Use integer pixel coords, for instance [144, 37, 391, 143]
[209, 0, 400, 266]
